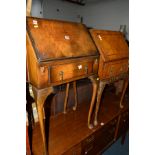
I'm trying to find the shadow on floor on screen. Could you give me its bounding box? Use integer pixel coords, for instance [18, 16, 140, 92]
[102, 132, 129, 155]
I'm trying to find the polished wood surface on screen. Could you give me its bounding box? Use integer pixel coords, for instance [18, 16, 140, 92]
[32, 87, 54, 155]
[98, 59, 128, 80]
[89, 29, 128, 81]
[31, 89, 128, 155]
[26, 17, 99, 89]
[89, 30, 128, 62]
[27, 17, 97, 62]
[26, 17, 99, 155]
[90, 29, 129, 127]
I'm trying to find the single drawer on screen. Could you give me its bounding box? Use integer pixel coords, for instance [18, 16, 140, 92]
[81, 118, 118, 155]
[49, 60, 97, 83]
[96, 120, 117, 143]
[102, 59, 128, 79]
[63, 144, 81, 155]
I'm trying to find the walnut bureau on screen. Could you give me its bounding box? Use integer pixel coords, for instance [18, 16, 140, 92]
[89, 30, 129, 126]
[26, 17, 99, 155]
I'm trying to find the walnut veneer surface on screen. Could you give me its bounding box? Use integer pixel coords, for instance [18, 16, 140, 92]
[89, 30, 129, 81]
[26, 17, 99, 89]
[89, 29, 129, 127]
[26, 17, 100, 155]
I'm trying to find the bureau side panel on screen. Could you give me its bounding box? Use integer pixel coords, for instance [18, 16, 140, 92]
[26, 32, 39, 87]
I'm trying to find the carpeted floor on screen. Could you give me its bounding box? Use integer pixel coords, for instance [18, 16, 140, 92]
[102, 132, 129, 155]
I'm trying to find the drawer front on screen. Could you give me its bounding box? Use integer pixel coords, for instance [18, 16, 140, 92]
[50, 60, 97, 83]
[82, 135, 96, 155]
[63, 144, 81, 155]
[81, 118, 118, 155]
[36, 57, 98, 89]
[102, 60, 128, 79]
[95, 118, 117, 145]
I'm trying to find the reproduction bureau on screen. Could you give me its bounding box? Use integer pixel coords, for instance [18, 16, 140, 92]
[89, 30, 129, 127]
[26, 17, 99, 155]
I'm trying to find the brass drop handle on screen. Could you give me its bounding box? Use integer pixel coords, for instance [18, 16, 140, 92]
[59, 71, 64, 81]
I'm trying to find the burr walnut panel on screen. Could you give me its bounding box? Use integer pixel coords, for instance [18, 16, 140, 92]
[27, 17, 97, 62]
[26, 17, 100, 155]
[99, 59, 128, 79]
[90, 29, 129, 81]
[26, 17, 99, 89]
[89, 30, 128, 62]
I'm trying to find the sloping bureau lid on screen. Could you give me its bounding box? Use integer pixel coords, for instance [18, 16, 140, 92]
[26, 17, 98, 62]
[90, 30, 129, 62]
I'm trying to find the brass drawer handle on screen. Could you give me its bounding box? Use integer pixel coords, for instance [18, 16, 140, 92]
[78, 64, 82, 70]
[59, 71, 64, 81]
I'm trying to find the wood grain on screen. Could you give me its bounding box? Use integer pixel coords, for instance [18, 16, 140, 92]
[31, 90, 128, 155]
[89, 30, 128, 62]
[27, 17, 98, 62]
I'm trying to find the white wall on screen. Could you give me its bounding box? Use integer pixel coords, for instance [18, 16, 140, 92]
[43, 0, 82, 22]
[31, 0, 43, 18]
[80, 0, 129, 39]
[31, 0, 129, 39]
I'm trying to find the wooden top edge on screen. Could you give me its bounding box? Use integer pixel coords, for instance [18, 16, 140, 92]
[89, 29, 123, 35]
[26, 16, 86, 26]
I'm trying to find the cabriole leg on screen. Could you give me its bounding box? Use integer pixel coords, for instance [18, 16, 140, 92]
[88, 76, 99, 129]
[32, 87, 53, 155]
[94, 80, 106, 126]
[120, 78, 129, 108]
[73, 81, 78, 111]
[64, 83, 70, 114]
